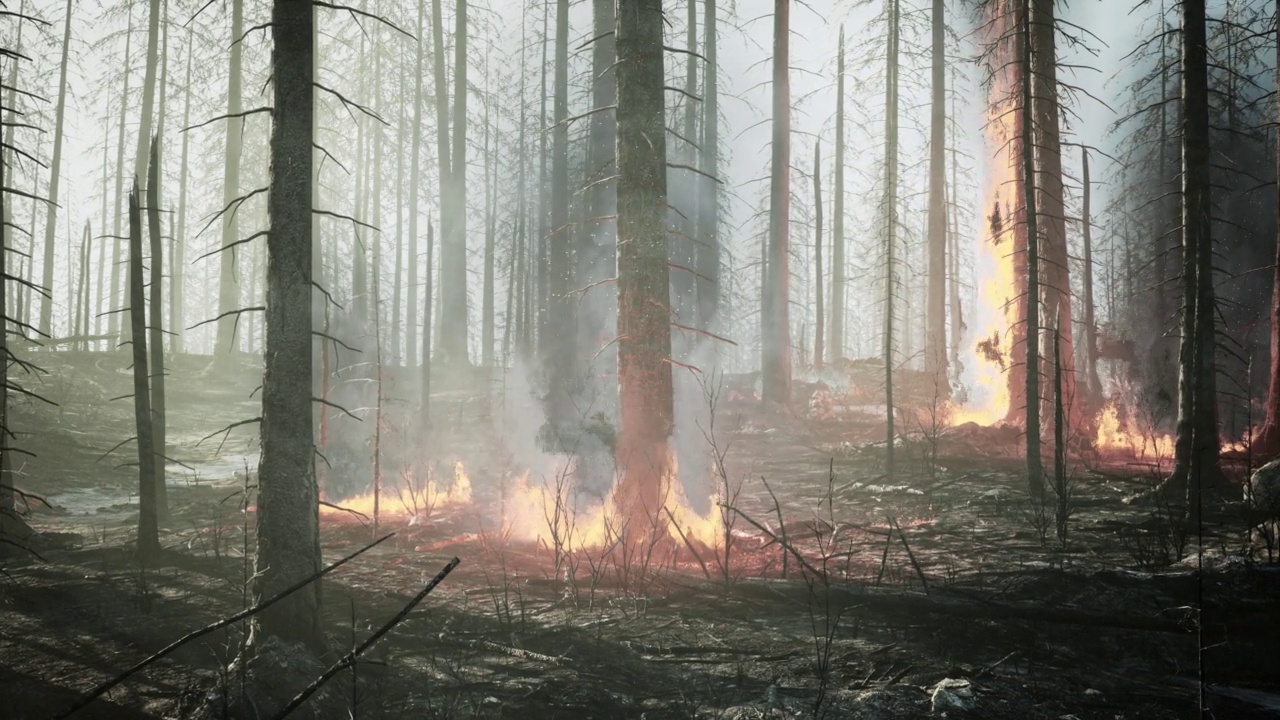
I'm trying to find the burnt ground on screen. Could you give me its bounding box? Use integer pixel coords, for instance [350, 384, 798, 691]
[2, 352, 1279, 720]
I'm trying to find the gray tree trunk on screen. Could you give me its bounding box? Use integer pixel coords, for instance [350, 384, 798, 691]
[128, 187, 159, 560]
[146, 136, 168, 520]
[827, 27, 844, 363]
[215, 0, 245, 362]
[924, 0, 948, 393]
[761, 0, 792, 406]
[37, 0, 73, 337]
[251, 0, 323, 652]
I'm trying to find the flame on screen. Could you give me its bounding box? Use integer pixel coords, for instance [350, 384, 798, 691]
[946, 27, 1019, 428]
[1094, 400, 1174, 460]
[321, 459, 473, 520]
[500, 453, 724, 552]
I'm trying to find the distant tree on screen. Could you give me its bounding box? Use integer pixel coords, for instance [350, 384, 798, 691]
[761, 0, 792, 406]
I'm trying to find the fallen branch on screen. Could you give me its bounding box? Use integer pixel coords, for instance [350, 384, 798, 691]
[54, 534, 395, 720]
[267, 556, 460, 720]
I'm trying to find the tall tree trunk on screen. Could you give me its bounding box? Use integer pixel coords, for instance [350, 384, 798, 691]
[420, 218, 434, 418]
[438, 0, 469, 364]
[827, 27, 845, 364]
[215, 0, 245, 362]
[392, 45, 406, 367]
[0, 115, 12, 518]
[172, 36, 192, 355]
[537, 3, 549, 352]
[406, 0, 426, 369]
[883, 0, 900, 478]
[128, 187, 159, 560]
[37, 0, 73, 337]
[252, 0, 323, 652]
[669, 0, 698, 350]
[1031, 0, 1077, 431]
[696, 0, 719, 331]
[761, 0, 792, 406]
[1019, 0, 1043, 497]
[97, 97, 111, 346]
[924, 0, 948, 393]
[544, 0, 573, 440]
[614, 0, 672, 537]
[76, 222, 90, 349]
[1255, 0, 1280, 459]
[481, 93, 495, 367]
[146, 136, 168, 520]
[134, 0, 161, 184]
[580, 0, 616, 381]
[813, 141, 824, 369]
[1080, 146, 1102, 400]
[110, 12, 134, 344]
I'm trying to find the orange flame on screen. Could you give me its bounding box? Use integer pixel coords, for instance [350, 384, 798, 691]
[1094, 399, 1174, 460]
[320, 459, 473, 521]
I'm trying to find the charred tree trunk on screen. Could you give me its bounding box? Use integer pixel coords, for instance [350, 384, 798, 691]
[1080, 146, 1102, 400]
[696, 0, 719, 331]
[214, 0, 245, 362]
[761, 0, 792, 406]
[37, 0, 73, 337]
[172, 37, 192, 355]
[545, 0, 574, 441]
[406, 0, 425, 369]
[883, 0, 900, 478]
[481, 92, 495, 368]
[1031, 0, 1077, 430]
[828, 27, 845, 364]
[1019, 0, 1043, 497]
[109, 14, 133, 344]
[438, 0, 470, 364]
[251, 0, 323, 652]
[128, 187, 159, 561]
[813, 142, 824, 369]
[614, 0, 673, 536]
[1256, 3, 1280, 459]
[146, 136, 168, 520]
[924, 0, 948, 394]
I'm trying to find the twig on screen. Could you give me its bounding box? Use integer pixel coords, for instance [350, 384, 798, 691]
[267, 556, 460, 720]
[53, 534, 395, 719]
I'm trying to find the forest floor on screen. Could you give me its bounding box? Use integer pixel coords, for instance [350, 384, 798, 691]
[2, 351, 1279, 720]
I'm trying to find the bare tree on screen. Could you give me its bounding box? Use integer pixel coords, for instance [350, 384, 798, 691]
[762, 0, 792, 406]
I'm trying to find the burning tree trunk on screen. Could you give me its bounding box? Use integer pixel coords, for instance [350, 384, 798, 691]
[252, 0, 323, 651]
[614, 0, 673, 536]
[128, 187, 159, 561]
[813, 142, 824, 369]
[214, 0, 244, 363]
[1018, 0, 1043, 497]
[828, 27, 845, 364]
[1080, 146, 1102, 400]
[761, 0, 792, 406]
[1256, 3, 1280, 459]
[924, 0, 948, 394]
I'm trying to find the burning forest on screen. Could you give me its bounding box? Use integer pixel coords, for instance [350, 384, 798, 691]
[2, 0, 1279, 717]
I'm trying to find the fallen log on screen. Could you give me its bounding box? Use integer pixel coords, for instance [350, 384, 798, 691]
[708, 578, 1197, 635]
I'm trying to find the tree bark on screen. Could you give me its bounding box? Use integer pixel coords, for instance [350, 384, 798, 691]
[1080, 146, 1102, 400]
[883, 0, 900, 478]
[146, 136, 168, 520]
[827, 27, 845, 364]
[615, 0, 673, 537]
[252, 0, 323, 652]
[1019, 0, 1043, 497]
[545, 0, 574, 437]
[172, 36, 192, 355]
[813, 141, 824, 369]
[109, 13, 133, 344]
[438, 0, 470, 364]
[1255, 1, 1280, 459]
[406, 0, 425, 369]
[128, 187, 159, 561]
[924, 0, 948, 394]
[761, 0, 792, 406]
[481, 86, 495, 368]
[696, 0, 719, 331]
[37, 0, 73, 337]
[215, 0, 245, 362]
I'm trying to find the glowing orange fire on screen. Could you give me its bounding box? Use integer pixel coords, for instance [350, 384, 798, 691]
[501, 453, 724, 552]
[1093, 400, 1174, 460]
[946, 79, 1019, 427]
[320, 459, 473, 521]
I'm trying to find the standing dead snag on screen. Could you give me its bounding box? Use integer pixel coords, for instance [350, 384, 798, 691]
[146, 135, 168, 521]
[614, 0, 673, 539]
[251, 0, 324, 652]
[129, 187, 160, 561]
[924, 0, 948, 396]
[762, 0, 792, 406]
[813, 141, 824, 370]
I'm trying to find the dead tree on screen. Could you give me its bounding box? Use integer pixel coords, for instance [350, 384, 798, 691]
[251, 0, 324, 652]
[1080, 146, 1102, 400]
[813, 141, 824, 369]
[146, 136, 168, 520]
[828, 27, 845, 364]
[696, 0, 719, 331]
[1019, 0, 1043, 497]
[762, 0, 792, 406]
[614, 0, 673, 536]
[128, 187, 160, 560]
[37, 0, 72, 337]
[1256, 4, 1280, 459]
[883, 0, 900, 479]
[924, 0, 948, 394]
[214, 0, 245, 363]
